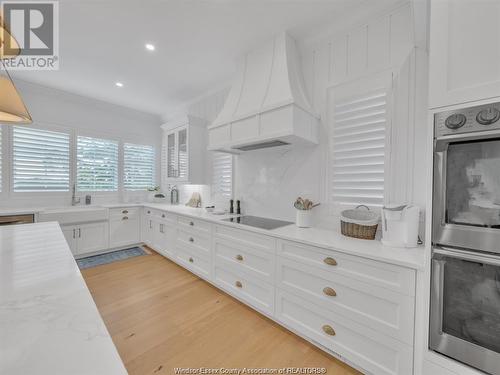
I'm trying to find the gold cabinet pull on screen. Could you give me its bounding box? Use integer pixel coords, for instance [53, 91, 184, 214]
[147, 210, 151, 214]
[235, 281, 243, 288]
[189, 221, 194, 226]
[189, 237, 194, 242]
[235, 254, 244, 261]
[323, 257, 337, 266]
[322, 325, 336, 336]
[162, 214, 165, 218]
[122, 216, 129, 220]
[323, 287, 337, 297]
[189, 257, 194, 263]
[122, 210, 128, 214]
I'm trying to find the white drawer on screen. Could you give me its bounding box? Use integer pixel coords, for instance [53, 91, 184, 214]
[276, 289, 413, 375]
[178, 216, 211, 234]
[278, 240, 416, 296]
[177, 228, 211, 257]
[214, 238, 275, 283]
[214, 225, 275, 253]
[110, 207, 140, 220]
[176, 247, 211, 280]
[277, 257, 414, 345]
[214, 265, 274, 315]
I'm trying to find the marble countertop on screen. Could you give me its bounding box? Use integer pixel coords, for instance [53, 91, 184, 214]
[0, 203, 426, 270]
[143, 203, 426, 270]
[0, 222, 128, 375]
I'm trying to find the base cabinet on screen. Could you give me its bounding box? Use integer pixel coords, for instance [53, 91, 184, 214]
[109, 207, 141, 248]
[275, 290, 413, 375]
[61, 221, 109, 256]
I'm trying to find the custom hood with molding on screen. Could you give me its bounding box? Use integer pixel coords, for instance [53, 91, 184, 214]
[208, 32, 319, 153]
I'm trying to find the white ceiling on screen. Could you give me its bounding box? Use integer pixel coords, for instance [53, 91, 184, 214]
[12, 0, 382, 117]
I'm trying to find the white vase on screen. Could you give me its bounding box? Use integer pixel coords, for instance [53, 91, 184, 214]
[296, 210, 312, 228]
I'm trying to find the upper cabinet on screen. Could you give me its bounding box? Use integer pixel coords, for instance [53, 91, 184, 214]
[429, 0, 500, 109]
[162, 115, 206, 184]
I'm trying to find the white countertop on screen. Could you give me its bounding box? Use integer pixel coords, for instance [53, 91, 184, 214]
[143, 203, 426, 270]
[0, 203, 426, 270]
[0, 222, 128, 375]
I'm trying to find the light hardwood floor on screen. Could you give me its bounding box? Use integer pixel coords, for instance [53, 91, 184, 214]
[82, 250, 361, 375]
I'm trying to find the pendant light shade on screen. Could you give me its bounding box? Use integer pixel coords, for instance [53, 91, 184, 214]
[0, 15, 20, 59]
[0, 16, 32, 124]
[0, 65, 32, 123]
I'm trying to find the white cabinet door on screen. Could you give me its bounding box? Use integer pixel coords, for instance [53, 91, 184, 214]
[429, 0, 500, 108]
[141, 212, 154, 246]
[77, 222, 109, 255]
[109, 217, 140, 248]
[61, 225, 78, 255]
[165, 126, 189, 182]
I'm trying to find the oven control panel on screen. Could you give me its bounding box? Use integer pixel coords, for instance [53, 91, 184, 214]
[435, 102, 500, 137]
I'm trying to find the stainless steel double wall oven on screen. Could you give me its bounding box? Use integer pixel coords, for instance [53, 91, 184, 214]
[431, 101, 500, 374]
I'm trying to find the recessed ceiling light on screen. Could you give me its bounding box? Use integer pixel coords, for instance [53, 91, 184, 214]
[115, 82, 124, 87]
[145, 43, 155, 51]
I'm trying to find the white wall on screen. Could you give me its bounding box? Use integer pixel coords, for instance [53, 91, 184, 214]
[177, 1, 428, 229]
[1, 80, 162, 208]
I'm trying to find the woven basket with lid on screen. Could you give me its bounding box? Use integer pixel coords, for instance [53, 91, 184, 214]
[340, 205, 379, 240]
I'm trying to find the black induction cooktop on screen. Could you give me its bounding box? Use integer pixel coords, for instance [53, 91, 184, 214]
[222, 215, 293, 230]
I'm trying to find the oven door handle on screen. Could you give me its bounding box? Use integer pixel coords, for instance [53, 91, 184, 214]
[434, 246, 500, 266]
[431, 257, 445, 335]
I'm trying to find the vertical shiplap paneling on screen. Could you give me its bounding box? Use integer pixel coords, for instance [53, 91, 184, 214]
[347, 25, 368, 77]
[330, 36, 348, 84]
[390, 4, 413, 67]
[367, 15, 391, 71]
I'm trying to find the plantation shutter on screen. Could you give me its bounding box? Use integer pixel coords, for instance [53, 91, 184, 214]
[330, 76, 391, 207]
[12, 126, 70, 192]
[212, 152, 232, 198]
[77, 136, 118, 191]
[123, 143, 155, 190]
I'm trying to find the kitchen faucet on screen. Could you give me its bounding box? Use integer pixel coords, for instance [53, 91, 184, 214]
[71, 183, 80, 206]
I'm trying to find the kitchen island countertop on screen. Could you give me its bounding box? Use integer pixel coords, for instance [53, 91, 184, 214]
[0, 222, 127, 375]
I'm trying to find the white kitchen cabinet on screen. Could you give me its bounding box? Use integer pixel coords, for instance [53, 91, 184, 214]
[109, 207, 141, 249]
[142, 208, 176, 258]
[61, 226, 78, 254]
[161, 115, 206, 184]
[429, 0, 500, 108]
[61, 222, 109, 256]
[78, 222, 109, 254]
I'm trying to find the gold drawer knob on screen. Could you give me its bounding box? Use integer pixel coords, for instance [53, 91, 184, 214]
[122, 216, 129, 220]
[189, 237, 194, 242]
[189, 221, 194, 226]
[235, 254, 244, 261]
[235, 281, 243, 288]
[322, 325, 336, 336]
[323, 257, 337, 266]
[323, 287, 336, 297]
[162, 214, 165, 218]
[189, 257, 194, 263]
[122, 210, 128, 214]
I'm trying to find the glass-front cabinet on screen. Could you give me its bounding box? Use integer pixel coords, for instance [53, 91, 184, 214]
[162, 115, 206, 185]
[165, 126, 188, 181]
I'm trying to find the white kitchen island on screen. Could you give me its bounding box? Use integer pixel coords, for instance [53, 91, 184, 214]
[0, 222, 127, 375]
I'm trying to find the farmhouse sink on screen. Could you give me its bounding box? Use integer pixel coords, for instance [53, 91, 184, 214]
[38, 206, 109, 225]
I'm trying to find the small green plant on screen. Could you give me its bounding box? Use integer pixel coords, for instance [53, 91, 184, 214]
[147, 186, 160, 192]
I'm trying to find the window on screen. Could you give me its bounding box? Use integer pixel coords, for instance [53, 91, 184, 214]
[123, 143, 155, 190]
[212, 152, 233, 198]
[12, 127, 70, 192]
[77, 136, 118, 191]
[330, 76, 390, 208]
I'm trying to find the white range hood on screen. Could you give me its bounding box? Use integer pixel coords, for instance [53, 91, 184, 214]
[208, 32, 319, 153]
